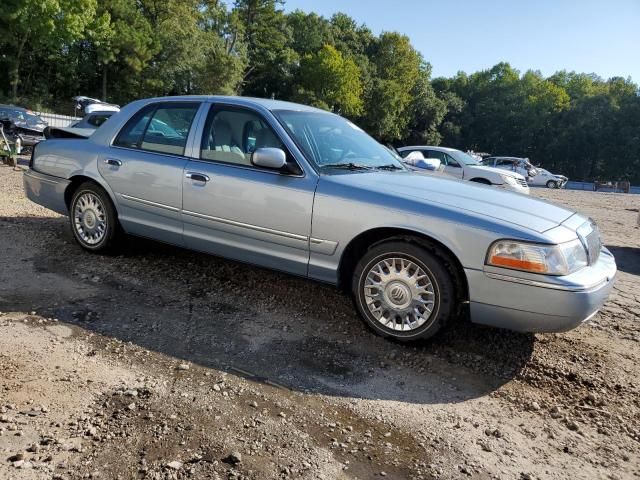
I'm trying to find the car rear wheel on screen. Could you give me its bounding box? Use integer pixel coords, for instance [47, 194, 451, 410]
[546, 180, 558, 189]
[352, 241, 456, 341]
[69, 182, 120, 253]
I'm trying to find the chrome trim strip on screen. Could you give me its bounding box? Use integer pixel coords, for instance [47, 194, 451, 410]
[182, 209, 308, 242]
[120, 194, 180, 212]
[25, 171, 61, 185]
[485, 272, 608, 292]
[309, 237, 339, 255]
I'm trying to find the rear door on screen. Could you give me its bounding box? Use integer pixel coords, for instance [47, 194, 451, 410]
[98, 101, 201, 246]
[181, 103, 317, 276]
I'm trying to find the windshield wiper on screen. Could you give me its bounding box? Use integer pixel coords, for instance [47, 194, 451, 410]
[375, 164, 403, 171]
[322, 162, 372, 170]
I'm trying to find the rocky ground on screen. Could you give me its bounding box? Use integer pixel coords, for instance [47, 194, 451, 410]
[0, 162, 638, 480]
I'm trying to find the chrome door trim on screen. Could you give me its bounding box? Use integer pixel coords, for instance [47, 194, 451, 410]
[120, 194, 181, 212]
[182, 209, 309, 242]
[309, 237, 339, 255]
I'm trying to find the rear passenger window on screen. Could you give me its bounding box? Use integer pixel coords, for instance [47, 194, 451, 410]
[114, 102, 199, 155]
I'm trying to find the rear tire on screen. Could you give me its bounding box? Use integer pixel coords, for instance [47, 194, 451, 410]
[352, 241, 456, 341]
[69, 182, 120, 253]
[546, 180, 558, 189]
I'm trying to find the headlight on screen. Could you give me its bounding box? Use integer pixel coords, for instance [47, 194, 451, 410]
[486, 239, 588, 275]
[500, 174, 517, 185]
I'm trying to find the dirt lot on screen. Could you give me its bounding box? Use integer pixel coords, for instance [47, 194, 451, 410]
[0, 163, 638, 480]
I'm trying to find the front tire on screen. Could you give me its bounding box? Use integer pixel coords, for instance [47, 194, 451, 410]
[546, 180, 558, 189]
[69, 182, 120, 253]
[352, 241, 456, 341]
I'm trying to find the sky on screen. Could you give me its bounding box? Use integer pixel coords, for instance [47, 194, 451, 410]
[283, 0, 640, 82]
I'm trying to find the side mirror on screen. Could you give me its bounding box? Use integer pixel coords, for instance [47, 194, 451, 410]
[251, 147, 287, 170]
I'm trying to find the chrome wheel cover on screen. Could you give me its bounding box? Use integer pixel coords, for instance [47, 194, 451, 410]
[363, 257, 437, 332]
[73, 192, 107, 245]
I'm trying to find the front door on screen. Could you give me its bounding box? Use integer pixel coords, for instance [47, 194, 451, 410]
[98, 101, 200, 245]
[181, 104, 317, 276]
[425, 150, 464, 179]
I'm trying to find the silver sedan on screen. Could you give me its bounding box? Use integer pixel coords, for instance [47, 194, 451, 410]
[23, 96, 616, 341]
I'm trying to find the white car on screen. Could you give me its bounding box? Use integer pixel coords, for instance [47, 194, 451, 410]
[397, 146, 530, 194]
[481, 156, 538, 179]
[528, 168, 568, 189]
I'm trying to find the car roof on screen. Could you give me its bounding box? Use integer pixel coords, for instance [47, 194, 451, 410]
[0, 104, 27, 112]
[138, 95, 328, 114]
[397, 145, 460, 153]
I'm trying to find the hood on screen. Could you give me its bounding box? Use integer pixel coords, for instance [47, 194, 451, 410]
[468, 165, 525, 179]
[13, 120, 46, 133]
[327, 171, 574, 233]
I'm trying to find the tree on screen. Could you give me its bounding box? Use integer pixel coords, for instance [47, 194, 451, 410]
[295, 44, 363, 116]
[233, 0, 296, 98]
[0, 0, 97, 99]
[360, 32, 422, 142]
[91, 0, 157, 101]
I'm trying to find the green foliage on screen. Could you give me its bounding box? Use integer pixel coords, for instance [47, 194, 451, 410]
[0, 1, 638, 182]
[295, 44, 363, 116]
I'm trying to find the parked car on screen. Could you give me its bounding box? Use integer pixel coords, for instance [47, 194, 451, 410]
[73, 96, 120, 116]
[481, 156, 539, 179]
[0, 104, 47, 147]
[528, 168, 568, 189]
[397, 146, 530, 194]
[23, 96, 616, 341]
[70, 110, 117, 130]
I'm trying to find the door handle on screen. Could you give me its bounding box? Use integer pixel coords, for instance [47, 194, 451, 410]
[185, 172, 210, 183]
[104, 158, 122, 167]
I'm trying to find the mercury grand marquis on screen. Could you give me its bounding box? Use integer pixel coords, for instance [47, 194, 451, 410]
[23, 96, 617, 341]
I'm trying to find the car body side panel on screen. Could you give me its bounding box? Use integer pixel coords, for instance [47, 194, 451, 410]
[308, 175, 550, 284]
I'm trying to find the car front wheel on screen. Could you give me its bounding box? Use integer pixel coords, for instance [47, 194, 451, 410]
[546, 180, 558, 189]
[352, 241, 456, 341]
[69, 182, 120, 253]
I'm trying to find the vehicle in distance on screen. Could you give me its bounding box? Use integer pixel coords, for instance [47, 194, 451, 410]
[397, 146, 530, 194]
[481, 156, 539, 179]
[71, 110, 117, 130]
[24, 96, 616, 341]
[0, 104, 47, 147]
[529, 168, 568, 189]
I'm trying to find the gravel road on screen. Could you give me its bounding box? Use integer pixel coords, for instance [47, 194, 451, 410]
[0, 163, 638, 480]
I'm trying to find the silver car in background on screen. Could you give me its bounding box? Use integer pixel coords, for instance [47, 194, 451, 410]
[397, 146, 531, 194]
[23, 96, 616, 341]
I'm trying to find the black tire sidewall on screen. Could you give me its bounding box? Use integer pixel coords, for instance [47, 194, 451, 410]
[69, 183, 117, 252]
[352, 242, 455, 341]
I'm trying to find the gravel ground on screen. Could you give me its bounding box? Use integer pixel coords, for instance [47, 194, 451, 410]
[0, 163, 638, 480]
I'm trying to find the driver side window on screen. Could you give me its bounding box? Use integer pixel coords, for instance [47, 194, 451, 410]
[200, 107, 286, 168]
[444, 154, 461, 168]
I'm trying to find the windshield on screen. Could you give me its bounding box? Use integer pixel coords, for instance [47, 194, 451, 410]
[450, 149, 480, 166]
[273, 110, 405, 171]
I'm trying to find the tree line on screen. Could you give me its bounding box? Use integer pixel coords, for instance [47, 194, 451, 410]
[1, 0, 639, 183]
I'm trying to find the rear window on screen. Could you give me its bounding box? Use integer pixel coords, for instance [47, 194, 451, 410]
[114, 102, 199, 156]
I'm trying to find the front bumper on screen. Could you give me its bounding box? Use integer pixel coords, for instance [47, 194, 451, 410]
[466, 247, 617, 332]
[499, 182, 530, 195]
[23, 168, 70, 215]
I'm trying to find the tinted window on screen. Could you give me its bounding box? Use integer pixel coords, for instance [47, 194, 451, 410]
[114, 102, 199, 155]
[200, 107, 286, 168]
[445, 153, 461, 168]
[496, 158, 515, 167]
[88, 114, 112, 127]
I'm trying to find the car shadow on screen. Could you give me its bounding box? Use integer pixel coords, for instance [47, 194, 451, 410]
[1, 215, 536, 406]
[606, 246, 640, 276]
